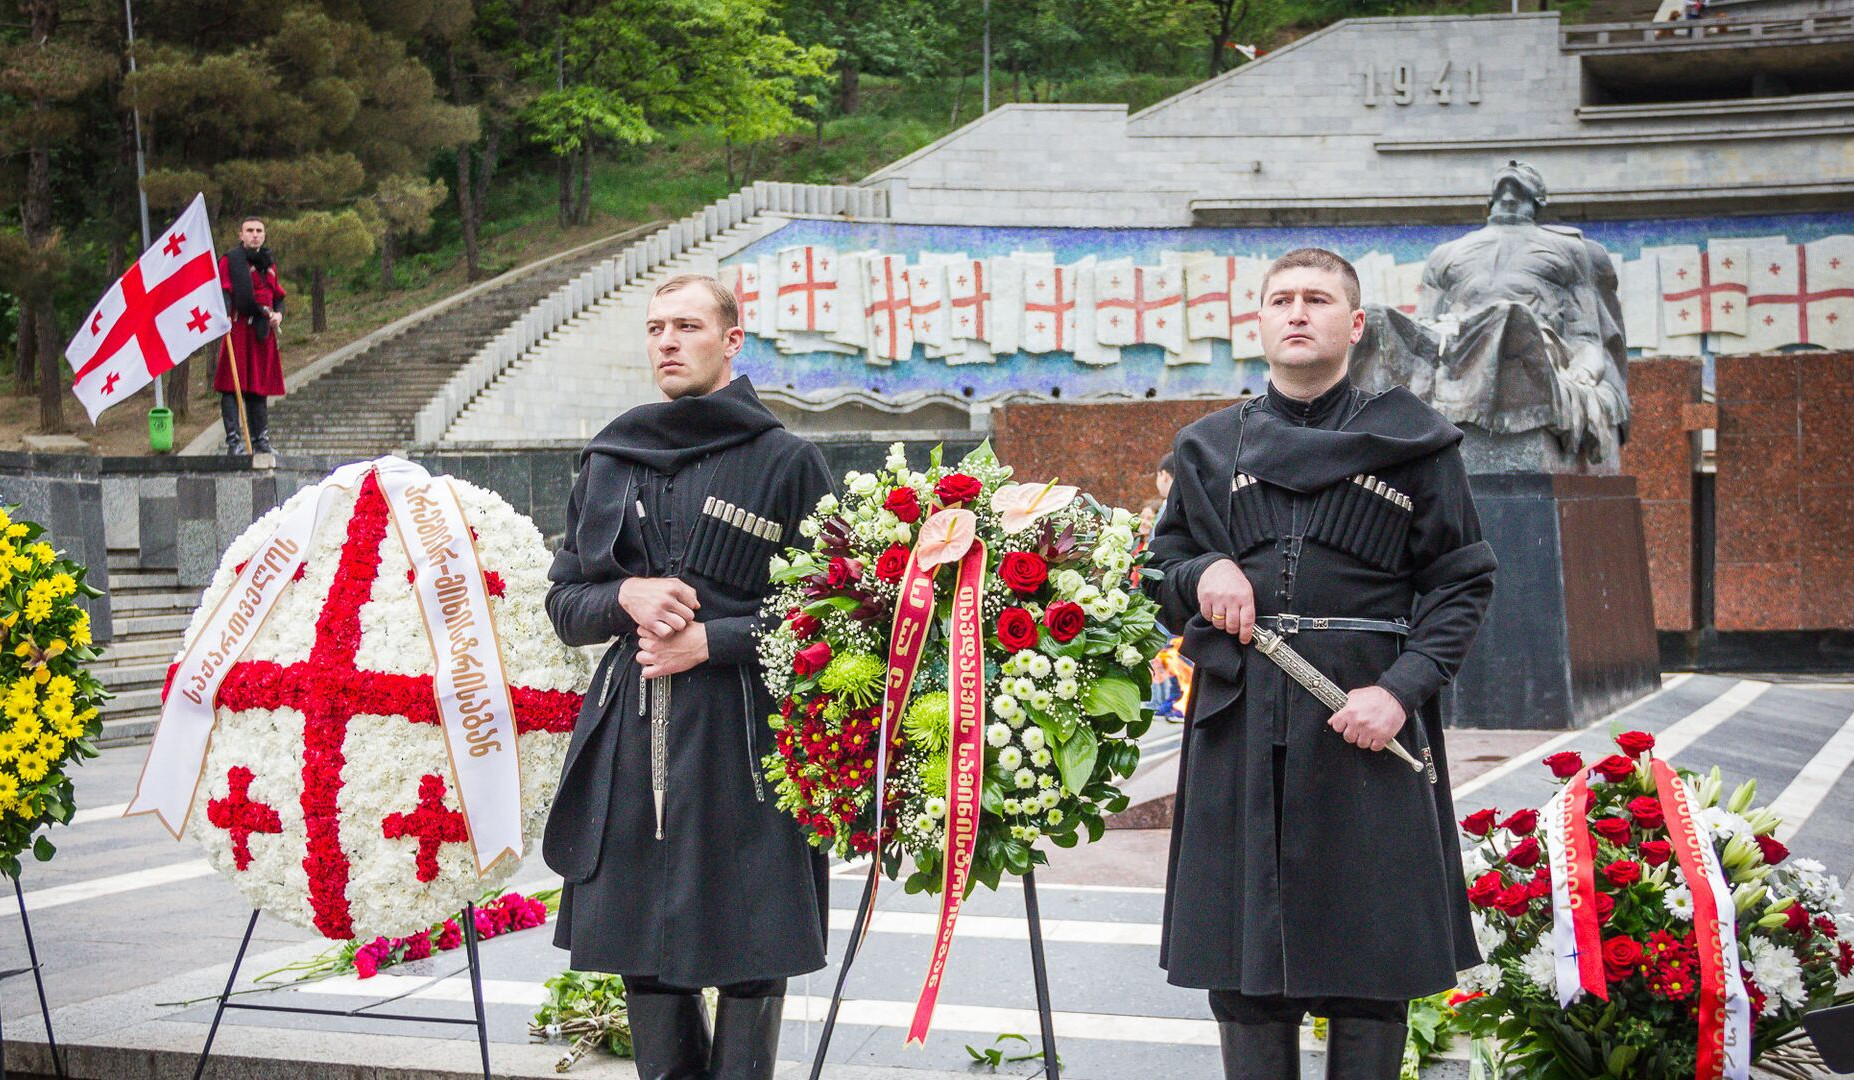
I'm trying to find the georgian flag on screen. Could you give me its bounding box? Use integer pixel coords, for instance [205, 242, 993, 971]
[908, 261, 949, 351]
[1183, 254, 1236, 341]
[945, 257, 992, 344]
[727, 262, 765, 335]
[1020, 264, 1078, 355]
[775, 245, 839, 333]
[1093, 261, 1186, 354]
[1803, 235, 1854, 350]
[66, 193, 229, 423]
[1659, 245, 1749, 338]
[864, 254, 914, 364]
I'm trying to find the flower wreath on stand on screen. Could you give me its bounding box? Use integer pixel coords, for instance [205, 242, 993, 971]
[1451, 729, 1854, 1079]
[0, 505, 106, 879]
[758, 441, 1169, 1038]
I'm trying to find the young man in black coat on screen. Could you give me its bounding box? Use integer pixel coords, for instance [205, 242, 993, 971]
[1145, 249, 1497, 1079]
[543, 273, 833, 1080]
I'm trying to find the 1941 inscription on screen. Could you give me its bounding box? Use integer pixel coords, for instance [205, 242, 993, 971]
[1362, 60, 1482, 106]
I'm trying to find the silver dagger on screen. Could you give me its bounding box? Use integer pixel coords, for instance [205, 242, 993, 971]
[643, 672, 673, 839]
[1251, 627, 1435, 782]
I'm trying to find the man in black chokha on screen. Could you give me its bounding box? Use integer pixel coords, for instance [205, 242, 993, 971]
[543, 273, 832, 1080]
[1144, 249, 1496, 1079]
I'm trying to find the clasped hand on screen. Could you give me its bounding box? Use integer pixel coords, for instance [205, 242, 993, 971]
[620, 577, 708, 678]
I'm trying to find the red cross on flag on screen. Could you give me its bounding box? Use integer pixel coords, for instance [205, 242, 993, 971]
[946, 258, 992, 344]
[908, 263, 948, 349]
[1094, 262, 1185, 354]
[1020, 266, 1077, 355]
[1658, 244, 1749, 338]
[1802, 235, 1854, 351]
[776, 245, 839, 333]
[1183, 254, 1235, 341]
[864, 254, 914, 363]
[65, 193, 228, 423]
[728, 262, 764, 334]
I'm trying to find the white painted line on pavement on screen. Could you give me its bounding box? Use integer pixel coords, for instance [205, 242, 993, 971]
[74, 802, 129, 825]
[1, 858, 216, 918]
[833, 908, 1161, 946]
[1453, 673, 1700, 800]
[1650, 679, 1771, 763]
[1769, 708, 1854, 843]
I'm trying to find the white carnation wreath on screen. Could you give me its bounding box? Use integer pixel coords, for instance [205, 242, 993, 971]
[176, 470, 586, 940]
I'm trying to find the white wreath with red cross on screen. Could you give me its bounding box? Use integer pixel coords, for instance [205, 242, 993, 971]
[176, 472, 586, 940]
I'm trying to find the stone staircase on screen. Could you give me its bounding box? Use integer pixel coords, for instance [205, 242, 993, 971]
[262, 225, 661, 458]
[92, 551, 197, 746]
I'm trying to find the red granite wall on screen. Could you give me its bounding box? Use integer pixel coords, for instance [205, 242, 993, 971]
[991, 397, 1241, 511]
[1714, 352, 1854, 631]
[1619, 359, 1705, 632]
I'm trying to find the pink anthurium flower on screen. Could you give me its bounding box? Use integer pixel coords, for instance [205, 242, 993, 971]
[913, 509, 977, 569]
[989, 480, 1079, 535]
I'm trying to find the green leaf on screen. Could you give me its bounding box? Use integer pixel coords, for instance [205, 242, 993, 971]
[1058, 726, 1099, 796]
[980, 778, 1004, 815]
[1083, 674, 1141, 726]
[957, 439, 998, 472]
[32, 835, 54, 862]
[929, 443, 944, 470]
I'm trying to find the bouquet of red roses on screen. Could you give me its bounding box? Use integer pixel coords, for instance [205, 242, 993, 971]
[1451, 730, 1853, 1079]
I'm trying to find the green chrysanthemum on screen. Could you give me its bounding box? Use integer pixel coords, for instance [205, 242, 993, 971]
[902, 691, 951, 752]
[918, 750, 949, 799]
[818, 651, 885, 709]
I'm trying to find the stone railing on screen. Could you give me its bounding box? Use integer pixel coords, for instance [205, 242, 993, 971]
[411, 180, 889, 447]
[1560, 11, 1852, 49]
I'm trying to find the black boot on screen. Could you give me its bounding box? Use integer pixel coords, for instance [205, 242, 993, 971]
[225, 430, 246, 456]
[1220, 1019, 1301, 1080]
[1324, 1017, 1407, 1080]
[627, 991, 710, 1080]
[252, 428, 273, 454]
[707, 994, 782, 1080]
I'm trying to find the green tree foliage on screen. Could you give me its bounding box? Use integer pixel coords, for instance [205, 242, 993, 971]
[268, 209, 374, 332]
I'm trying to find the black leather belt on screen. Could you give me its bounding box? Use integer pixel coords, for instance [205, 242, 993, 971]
[1257, 614, 1409, 636]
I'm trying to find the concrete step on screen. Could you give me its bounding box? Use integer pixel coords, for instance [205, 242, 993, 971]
[104, 588, 202, 612]
[107, 568, 181, 589]
[104, 686, 164, 715]
[97, 635, 180, 662]
[98, 711, 158, 747]
[113, 612, 192, 637]
[95, 659, 172, 691]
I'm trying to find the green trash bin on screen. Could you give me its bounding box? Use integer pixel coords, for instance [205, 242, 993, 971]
[149, 407, 173, 454]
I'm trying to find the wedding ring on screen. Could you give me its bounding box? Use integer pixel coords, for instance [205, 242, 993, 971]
[1210, 612, 1226, 622]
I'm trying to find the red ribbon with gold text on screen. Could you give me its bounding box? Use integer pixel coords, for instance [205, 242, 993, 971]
[861, 554, 939, 929]
[1561, 768, 1609, 1000]
[907, 539, 987, 1044]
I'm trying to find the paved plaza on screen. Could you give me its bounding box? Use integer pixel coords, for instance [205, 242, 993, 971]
[0, 672, 1849, 1078]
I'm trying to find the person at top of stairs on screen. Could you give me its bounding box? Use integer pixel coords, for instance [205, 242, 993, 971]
[216, 216, 286, 456]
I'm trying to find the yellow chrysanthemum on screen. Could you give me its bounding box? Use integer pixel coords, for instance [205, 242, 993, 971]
[12, 555, 33, 573]
[70, 613, 91, 647]
[3, 523, 24, 538]
[51, 714, 83, 741]
[0, 772, 17, 804]
[44, 675, 73, 698]
[0, 508, 10, 529]
[40, 698, 73, 725]
[75, 705, 97, 724]
[25, 598, 52, 623]
[0, 732, 23, 763]
[29, 543, 55, 566]
[13, 717, 43, 742]
[15, 753, 49, 782]
[47, 572, 74, 597]
[34, 734, 64, 761]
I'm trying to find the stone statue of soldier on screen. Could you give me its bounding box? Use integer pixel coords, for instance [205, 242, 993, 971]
[1351, 161, 1630, 467]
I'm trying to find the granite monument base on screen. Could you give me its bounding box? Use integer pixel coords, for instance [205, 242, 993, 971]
[1443, 472, 1659, 730]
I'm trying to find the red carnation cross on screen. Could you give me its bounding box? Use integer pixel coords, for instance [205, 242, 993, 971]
[169, 472, 579, 939]
[206, 765, 282, 871]
[383, 774, 471, 883]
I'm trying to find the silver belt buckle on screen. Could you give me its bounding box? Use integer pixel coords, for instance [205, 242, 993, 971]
[1276, 613, 1301, 635]
[1309, 617, 1330, 630]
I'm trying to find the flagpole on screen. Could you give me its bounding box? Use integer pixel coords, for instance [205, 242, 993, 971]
[224, 332, 253, 456]
[123, 0, 161, 412]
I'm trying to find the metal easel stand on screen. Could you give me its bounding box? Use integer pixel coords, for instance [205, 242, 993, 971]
[808, 867, 1061, 1080]
[1, 874, 66, 1079]
[190, 903, 493, 1080]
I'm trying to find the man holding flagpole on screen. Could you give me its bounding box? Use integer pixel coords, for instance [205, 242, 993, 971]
[65, 194, 229, 426]
[215, 216, 286, 455]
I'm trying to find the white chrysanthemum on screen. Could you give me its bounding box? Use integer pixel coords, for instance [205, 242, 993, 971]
[1462, 846, 1492, 877]
[1030, 690, 1054, 712]
[1793, 857, 1828, 876]
[1055, 679, 1080, 701]
[1031, 747, 1053, 768]
[1038, 773, 1057, 790]
[1021, 727, 1047, 752]
[993, 694, 1020, 719]
[1053, 656, 1079, 679]
[1520, 940, 1557, 992]
[1471, 912, 1504, 957]
[1014, 768, 1037, 790]
[1026, 654, 1052, 679]
[187, 471, 587, 941]
[986, 723, 1012, 748]
[1038, 789, 1061, 811]
[1001, 798, 1021, 816]
[997, 747, 1024, 771]
[1047, 809, 1064, 826]
[924, 797, 947, 819]
[1663, 882, 1695, 922]
[1010, 678, 1036, 700]
[1746, 937, 1807, 1013]
[1458, 963, 1503, 995]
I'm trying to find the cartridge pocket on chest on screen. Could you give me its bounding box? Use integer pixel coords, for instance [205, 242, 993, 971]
[686, 497, 784, 593]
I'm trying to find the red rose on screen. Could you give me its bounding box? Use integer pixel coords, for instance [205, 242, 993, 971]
[1494, 884, 1533, 918]
[934, 473, 983, 505]
[1628, 796, 1665, 831]
[1638, 840, 1673, 866]
[999, 551, 1049, 594]
[826, 557, 862, 589]
[1603, 859, 1642, 888]
[1592, 754, 1637, 783]
[1784, 905, 1810, 932]
[1602, 935, 1645, 982]
[788, 610, 822, 640]
[1616, 730, 1656, 757]
[875, 543, 910, 583]
[1467, 871, 1504, 908]
[1544, 751, 1584, 778]
[1043, 601, 1086, 643]
[1528, 866, 1553, 898]
[1506, 835, 1542, 869]
[883, 486, 922, 524]
[793, 640, 832, 678]
[996, 607, 1040, 653]
[1501, 809, 1539, 835]
[1461, 808, 1499, 837]
[1591, 816, 1632, 845]
[1595, 893, 1615, 921]
[1756, 834, 1790, 865]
